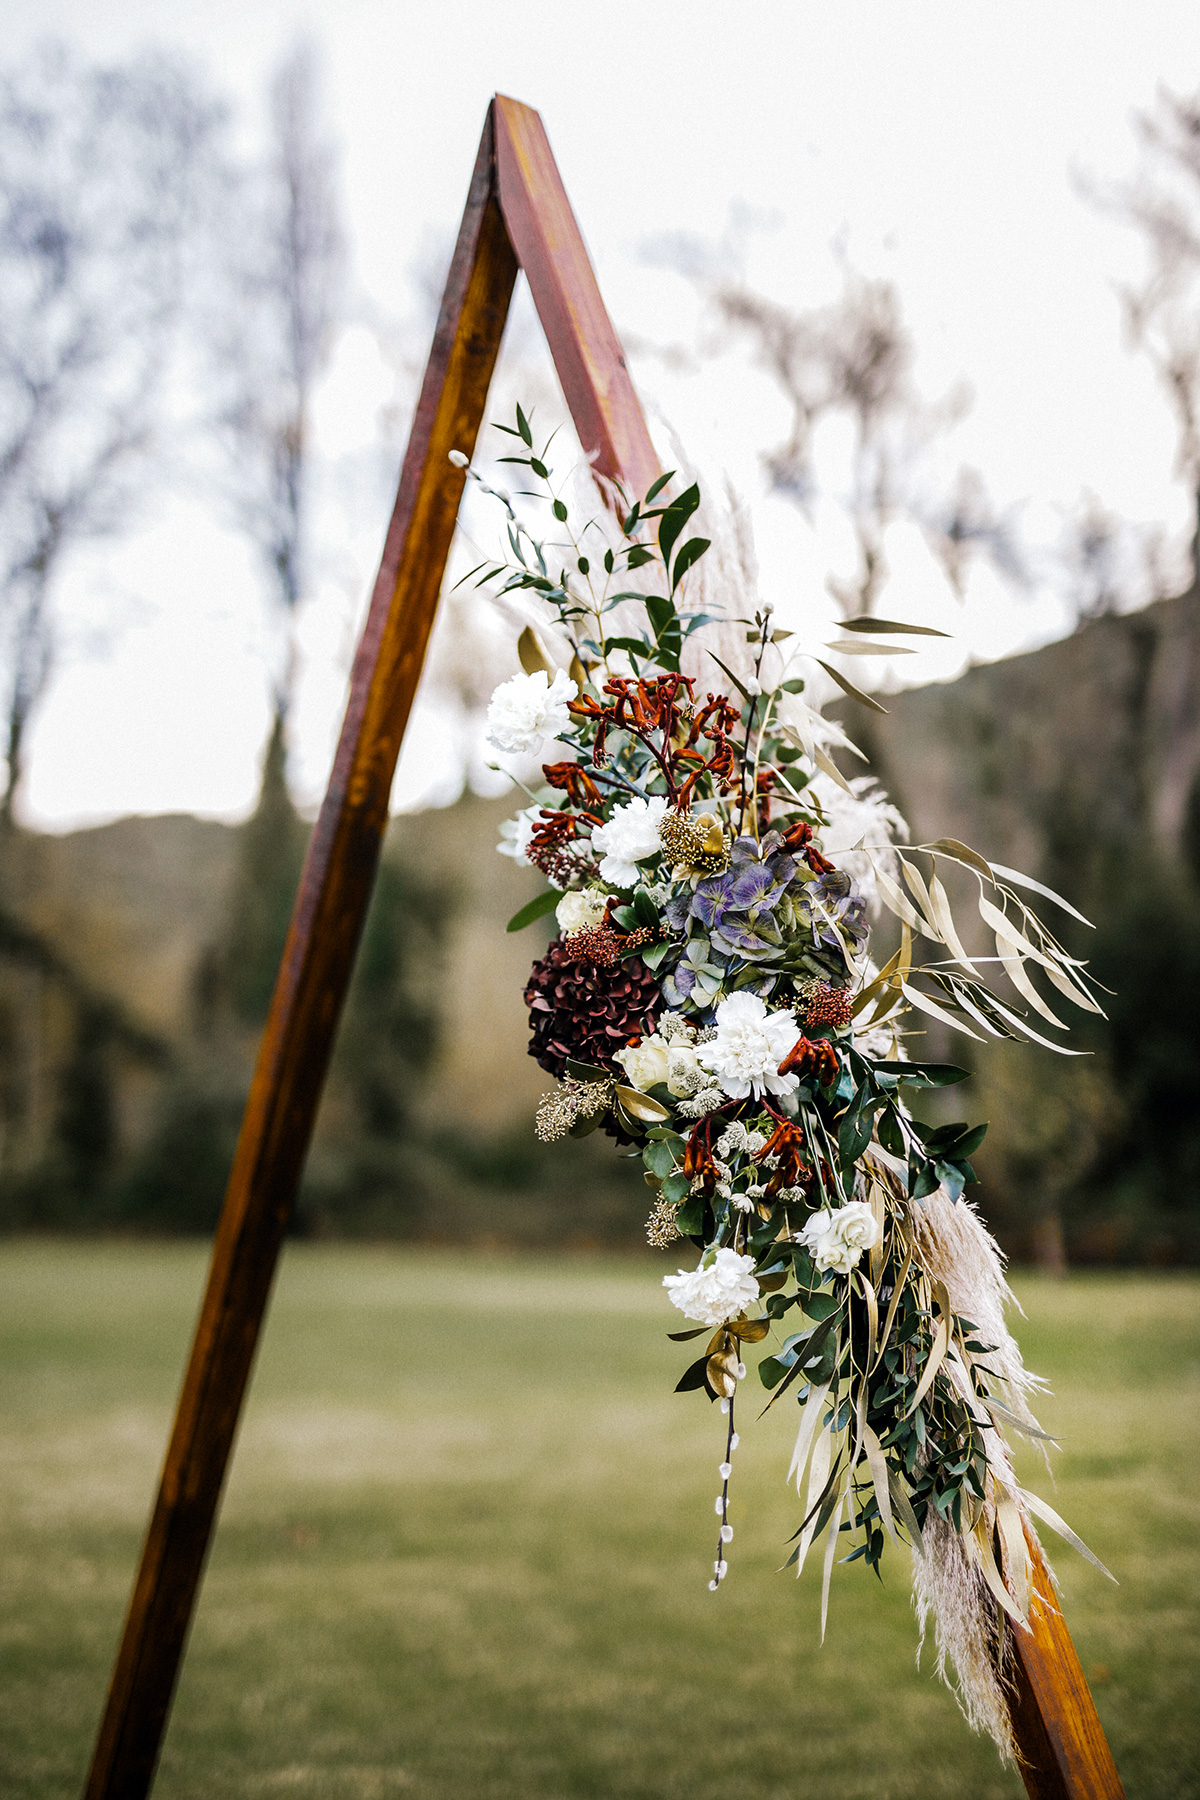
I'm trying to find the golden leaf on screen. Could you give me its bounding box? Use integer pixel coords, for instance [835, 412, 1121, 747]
[518, 625, 554, 676]
[613, 1084, 672, 1122]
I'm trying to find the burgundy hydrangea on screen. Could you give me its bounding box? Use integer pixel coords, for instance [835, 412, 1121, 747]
[524, 938, 661, 1079]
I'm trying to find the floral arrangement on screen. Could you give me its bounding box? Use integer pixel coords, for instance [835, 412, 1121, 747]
[457, 411, 1112, 1759]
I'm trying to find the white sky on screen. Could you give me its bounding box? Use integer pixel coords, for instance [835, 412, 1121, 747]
[6, 0, 1200, 828]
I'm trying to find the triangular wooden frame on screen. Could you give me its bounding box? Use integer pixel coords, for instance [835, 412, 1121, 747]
[84, 97, 1124, 1800]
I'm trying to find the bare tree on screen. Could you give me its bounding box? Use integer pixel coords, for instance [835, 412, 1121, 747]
[207, 40, 345, 756]
[1100, 84, 1200, 591]
[708, 265, 1020, 614]
[0, 42, 221, 825]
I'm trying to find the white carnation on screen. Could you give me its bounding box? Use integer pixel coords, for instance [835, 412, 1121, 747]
[591, 795, 669, 887]
[486, 667, 577, 756]
[555, 888, 608, 933]
[663, 1247, 760, 1327]
[496, 804, 541, 866]
[695, 992, 802, 1101]
[798, 1200, 882, 1275]
[614, 1035, 670, 1092]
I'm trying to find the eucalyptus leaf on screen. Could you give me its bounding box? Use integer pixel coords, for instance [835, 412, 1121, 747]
[506, 889, 560, 933]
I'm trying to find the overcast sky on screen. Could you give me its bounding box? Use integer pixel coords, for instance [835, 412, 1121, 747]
[6, 0, 1200, 828]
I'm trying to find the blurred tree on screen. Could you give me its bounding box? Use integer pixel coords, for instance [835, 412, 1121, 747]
[206, 39, 345, 762]
[1103, 82, 1200, 593]
[710, 268, 1024, 615]
[0, 42, 222, 826]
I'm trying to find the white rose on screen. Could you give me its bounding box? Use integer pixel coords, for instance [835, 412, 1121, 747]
[496, 804, 541, 866]
[798, 1200, 881, 1275]
[663, 1247, 760, 1328]
[695, 991, 802, 1101]
[614, 1035, 670, 1091]
[555, 888, 608, 934]
[590, 795, 669, 887]
[486, 667, 578, 756]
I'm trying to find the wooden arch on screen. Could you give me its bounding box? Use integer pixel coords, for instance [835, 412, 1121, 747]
[85, 96, 1124, 1800]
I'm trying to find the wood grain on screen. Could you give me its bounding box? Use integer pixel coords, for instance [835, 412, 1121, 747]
[493, 95, 661, 499]
[1008, 1528, 1126, 1799]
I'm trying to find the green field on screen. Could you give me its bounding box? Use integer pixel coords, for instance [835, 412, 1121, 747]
[1, 1244, 1196, 1800]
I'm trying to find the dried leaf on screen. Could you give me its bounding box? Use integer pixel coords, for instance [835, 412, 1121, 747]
[820, 1486, 845, 1642]
[900, 980, 986, 1043]
[1021, 1489, 1117, 1582]
[517, 625, 554, 676]
[928, 872, 977, 974]
[862, 1422, 899, 1544]
[991, 863, 1093, 927]
[921, 837, 994, 881]
[815, 658, 889, 714]
[614, 1084, 672, 1122]
[906, 1281, 952, 1416]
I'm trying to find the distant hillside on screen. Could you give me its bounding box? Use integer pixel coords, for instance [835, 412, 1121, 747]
[1, 586, 1196, 1259]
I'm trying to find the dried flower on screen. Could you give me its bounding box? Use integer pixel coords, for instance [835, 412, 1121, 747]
[802, 980, 854, 1031]
[524, 939, 660, 1083]
[535, 1078, 613, 1141]
[659, 808, 729, 877]
[645, 1194, 682, 1248]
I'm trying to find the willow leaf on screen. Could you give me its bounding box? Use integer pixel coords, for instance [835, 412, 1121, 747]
[900, 980, 986, 1043]
[862, 1421, 899, 1544]
[875, 866, 931, 936]
[887, 1469, 926, 1553]
[815, 658, 889, 714]
[811, 740, 856, 796]
[920, 837, 994, 881]
[984, 989, 1090, 1056]
[821, 1487, 845, 1642]
[840, 616, 951, 636]
[928, 872, 977, 974]
[823, 639, 917, 656]
[906, 1282, 952, 1417]
[991, 863, 1093, 927]
[1020, 1489, 1117, 1582]
[994, 938, 1070, 1031]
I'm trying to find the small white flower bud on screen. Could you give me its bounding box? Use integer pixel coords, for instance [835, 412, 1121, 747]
[717, 1560, 728, 1576]
[719, 1399, 730, 1414]
[708, 1579, 719, 1591]
[730, 1432, 740, 1450]
[718, 1461, 732, 1479]
[715, 1497, 725, 1515]
[736, 1362, 747, 1380]
[447, 449, 469, 468]
[720, 1524, 734, 1543]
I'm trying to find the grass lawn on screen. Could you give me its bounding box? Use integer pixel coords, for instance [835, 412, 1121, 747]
[0, 1242, 1197, 1800]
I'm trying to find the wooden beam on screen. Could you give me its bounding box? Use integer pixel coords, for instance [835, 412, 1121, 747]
[492, 95, 660, 499]
[1007, 1531, 1126, 1799]
[83, 104, 519, 1800]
